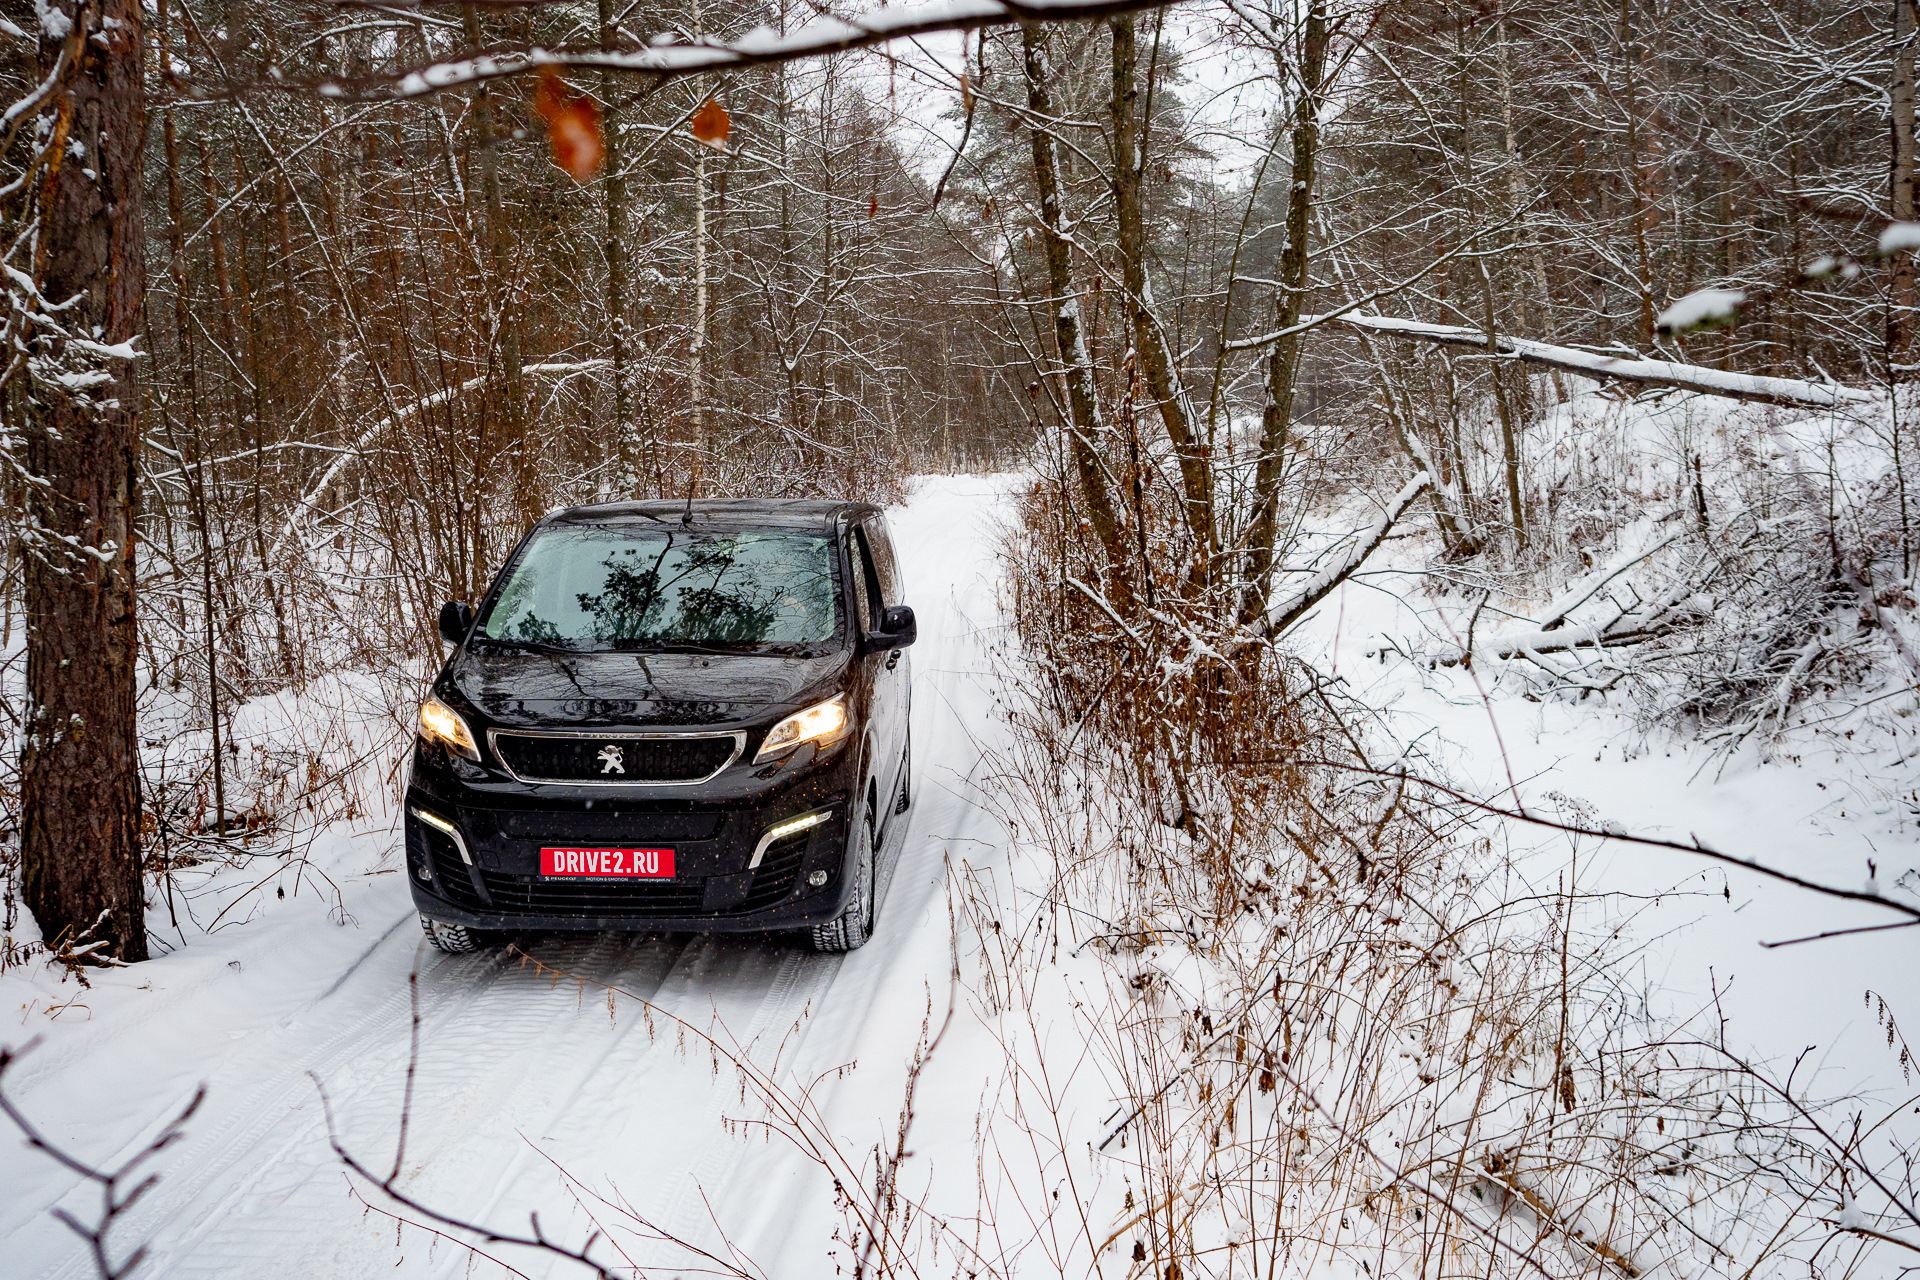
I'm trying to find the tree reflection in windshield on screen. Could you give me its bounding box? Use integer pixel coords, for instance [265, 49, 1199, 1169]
[480, 529, 839, 648]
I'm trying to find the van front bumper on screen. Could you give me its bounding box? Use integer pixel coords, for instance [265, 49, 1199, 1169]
[404, 734, 860, 934]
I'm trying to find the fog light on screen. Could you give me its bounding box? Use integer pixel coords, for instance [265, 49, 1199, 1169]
[807, 870, 828, 887]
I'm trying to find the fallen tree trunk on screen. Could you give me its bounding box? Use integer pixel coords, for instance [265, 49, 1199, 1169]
[1437, 535, 1725, 667]
[1317, 314, 1873, 410]
[1258, 471, 1431, 638]
[1444, 611, 1704, 666]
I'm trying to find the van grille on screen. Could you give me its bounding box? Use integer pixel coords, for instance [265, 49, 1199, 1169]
[492, 809, 721, 841]
[491, 733, 740, 784]
[476, 871, 711, 917]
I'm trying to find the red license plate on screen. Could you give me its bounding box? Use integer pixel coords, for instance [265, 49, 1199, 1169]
[540, 847, 675, 878]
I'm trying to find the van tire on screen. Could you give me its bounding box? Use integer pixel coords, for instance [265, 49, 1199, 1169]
[810, 812, 875, 953]
[894, 731, 911, 814]
[420, 914, 492, 954]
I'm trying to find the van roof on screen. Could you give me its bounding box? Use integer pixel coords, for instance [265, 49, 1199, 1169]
[548, 498, 876, 532]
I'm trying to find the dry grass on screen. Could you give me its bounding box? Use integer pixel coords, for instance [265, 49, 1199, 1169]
[949, 473, 1920, 1280]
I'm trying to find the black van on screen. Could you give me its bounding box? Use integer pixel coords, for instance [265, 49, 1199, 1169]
[404, 500, 915, 954]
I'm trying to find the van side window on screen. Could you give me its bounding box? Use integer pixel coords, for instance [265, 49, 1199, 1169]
[864, 518, 901, 606]
[852, 526, 885, 630]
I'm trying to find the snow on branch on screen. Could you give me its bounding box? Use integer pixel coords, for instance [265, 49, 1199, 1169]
[266, 360, 609, 564]
[1318, 314, 1873, 410]
[1437, 535, 1717, 668]
[1442, 604, 1703, 667]
[291, 0, 1178, 101]
[1259, 471, 1430, 639]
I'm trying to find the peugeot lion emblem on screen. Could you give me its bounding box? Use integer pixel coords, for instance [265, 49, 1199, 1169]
[597, 744, 625, 775]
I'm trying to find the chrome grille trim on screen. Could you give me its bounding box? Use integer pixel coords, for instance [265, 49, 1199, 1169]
[485, 728, 746, 786]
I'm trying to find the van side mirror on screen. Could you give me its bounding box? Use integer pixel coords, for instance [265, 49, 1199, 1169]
[439, 600, 475, 645]
[869, 604, 916, 651]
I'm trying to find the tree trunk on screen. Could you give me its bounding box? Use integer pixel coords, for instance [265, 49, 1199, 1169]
[1242, 0, 1328, 623]
[1321, 239, 1478, 557]
[1481, 261, 1528, 547]
[1023, 24, 1130, 606]
[1457, 16, 1525, 546]
[461, 3, 530, 514]
[20, 0, 148, 961]
[1619, 0, 1657, 347]
[693, 146, 709, 460]
[1892, 0, 1916, 375]
[159, 0, 226, 837]
[1494, 16, 1566, 402]
[1109, 15, 1216, 582]
[690, 0, 710, 466]
[599, 0, 632, 487]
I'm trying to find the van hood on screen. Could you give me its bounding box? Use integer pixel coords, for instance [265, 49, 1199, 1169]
[447, 646, 850, 730]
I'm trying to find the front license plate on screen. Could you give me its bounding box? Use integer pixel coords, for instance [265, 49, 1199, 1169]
[540, 847, 676, 878]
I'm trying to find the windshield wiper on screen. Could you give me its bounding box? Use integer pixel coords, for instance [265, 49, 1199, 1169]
[618, 642, 751, 656]
[476, 637, 584, 655]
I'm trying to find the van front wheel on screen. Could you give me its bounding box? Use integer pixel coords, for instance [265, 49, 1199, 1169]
[894, 731, 911, 814]
[420, 914, 496, 954]
[810, 812, 875, 953]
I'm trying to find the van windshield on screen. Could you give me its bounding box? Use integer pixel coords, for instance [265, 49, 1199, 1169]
[479, 527, 841, 651]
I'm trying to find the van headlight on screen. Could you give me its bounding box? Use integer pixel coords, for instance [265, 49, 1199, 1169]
[755, 695, 849, 762]
[419, 696, 480, 761]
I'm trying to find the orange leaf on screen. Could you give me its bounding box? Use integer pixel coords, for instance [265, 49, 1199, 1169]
[691, 99, 731, 151]
[534, 69, 604, 182]
[869, 194, 878, 219]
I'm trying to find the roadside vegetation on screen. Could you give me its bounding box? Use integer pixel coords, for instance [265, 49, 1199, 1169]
[0, 0, 1916, 1276]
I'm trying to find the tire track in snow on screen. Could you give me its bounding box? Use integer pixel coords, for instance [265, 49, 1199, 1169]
[10, 908, 447, 1267]
[702, 482, 1016, 1278]
[26, 928, 677, 1280]
[417, 934, 834, 1279]
[641, 847, 907, 1264]
[159, 929, 686, 1279]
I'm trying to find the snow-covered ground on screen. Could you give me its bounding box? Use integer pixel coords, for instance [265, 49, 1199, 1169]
[1285, 529, 1920, 1112]
[0, 474, 1018, 1280]
[3, 467, 1913, 1279]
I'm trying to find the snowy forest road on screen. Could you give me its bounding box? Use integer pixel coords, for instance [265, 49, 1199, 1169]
[0, 475, 1015, 1280]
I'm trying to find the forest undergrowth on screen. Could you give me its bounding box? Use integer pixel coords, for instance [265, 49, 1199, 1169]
[953, 461, 1920, 1280]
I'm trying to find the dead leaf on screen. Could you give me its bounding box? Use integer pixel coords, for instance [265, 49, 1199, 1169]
[534, 69, 604, 182]
[691, 99, 731, 151]
[960, 69, 973, 112]
[868, 194, 879, 219]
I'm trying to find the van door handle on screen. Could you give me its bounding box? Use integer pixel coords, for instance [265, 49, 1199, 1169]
[886, 650, 901, 670]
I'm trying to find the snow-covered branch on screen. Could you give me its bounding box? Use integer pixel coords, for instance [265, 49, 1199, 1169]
[278, 0, 1182, 101]
[1258, 471, 1431, 639]
[1319, 314, 1874, 409]
[266, 360, 609, 564]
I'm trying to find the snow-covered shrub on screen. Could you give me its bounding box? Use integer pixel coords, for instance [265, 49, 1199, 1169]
[1407, 382, 1920, 761]
[968, 473, 1920, 1280]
